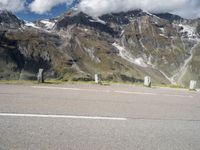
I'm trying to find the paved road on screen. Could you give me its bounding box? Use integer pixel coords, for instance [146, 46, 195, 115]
[0, 83, 200, 150]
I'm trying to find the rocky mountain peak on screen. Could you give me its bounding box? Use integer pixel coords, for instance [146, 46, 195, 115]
[99, 9, 147, 25]
[154, 13, 183, 22]
[0, 10, 23, 28]
[55, 11, 119, 37]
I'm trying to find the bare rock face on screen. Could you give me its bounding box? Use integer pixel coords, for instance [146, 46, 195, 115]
[0, 9, 200, 87]
[55, 12, 119, 37]
[154, 13, 183, 22]
[0, 10, 23, 28]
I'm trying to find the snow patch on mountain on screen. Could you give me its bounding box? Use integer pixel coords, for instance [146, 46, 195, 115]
[89, 18, 106, 24]
[179, 24, 197, 39]
[40, 20, 56, 30]
[159, 34, 168, 38]
[112, 43, 147, 67]
[25, 22, 40, 29]
[159, 27, 165, 33]
[134, 58, 148, 67]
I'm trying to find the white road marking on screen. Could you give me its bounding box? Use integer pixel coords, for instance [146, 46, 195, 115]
[32, 86, 156, 95]
[32, 86, 194, 98]
[0, 113, 127, 121]
[114, 91, 157, 96]
[32, 86, 111, 93]
[163, 94, 193, 98]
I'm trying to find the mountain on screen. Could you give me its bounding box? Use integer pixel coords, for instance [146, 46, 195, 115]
[154, 13, 183, 22]
[0, 9, 200, 87]
[0, 10, 23, 28]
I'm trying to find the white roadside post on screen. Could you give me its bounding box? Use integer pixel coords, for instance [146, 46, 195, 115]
[37, 68, 44, 83]
[144, 76, 151, 87]
[189, 80, 197, 91]
[95, 74, 100, 84]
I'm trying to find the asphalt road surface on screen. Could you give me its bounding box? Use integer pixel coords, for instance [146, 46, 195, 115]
[0, 83, 200, 150]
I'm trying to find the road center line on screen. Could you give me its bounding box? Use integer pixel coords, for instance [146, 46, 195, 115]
[0, 113, 127, 121]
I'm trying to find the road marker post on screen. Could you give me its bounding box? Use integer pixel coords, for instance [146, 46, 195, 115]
[144, 76, 151, 87]
[95, 74, 101, 84]
[94, 74, 101, 84]
[37, 68, 44, 83]
[189, 80, 197, 91]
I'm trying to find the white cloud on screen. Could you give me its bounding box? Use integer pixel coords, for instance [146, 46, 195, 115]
[79, 0, 200, 18]
[29, 0, 73, 14]
[0, 0, 25, 12]
[28, 0, 200, 19]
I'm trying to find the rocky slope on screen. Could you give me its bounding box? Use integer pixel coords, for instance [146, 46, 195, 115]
[0, 9, 200, 87]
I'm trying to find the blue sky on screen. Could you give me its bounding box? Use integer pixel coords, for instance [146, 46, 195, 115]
[16, 4, 68, 21]
[15, 0, 78, 21]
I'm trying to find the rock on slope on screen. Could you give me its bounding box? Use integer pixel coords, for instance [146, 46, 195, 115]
[0, 9, 200, 87]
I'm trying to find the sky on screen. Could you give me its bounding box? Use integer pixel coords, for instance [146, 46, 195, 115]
[0, 0, 200, 21]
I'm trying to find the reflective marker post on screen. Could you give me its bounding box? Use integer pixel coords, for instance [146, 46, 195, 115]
[37, 69, 44, 83]
[144, 76, 151, 87]
[189, 80, 197, 91]
[95, 74, 100, 84]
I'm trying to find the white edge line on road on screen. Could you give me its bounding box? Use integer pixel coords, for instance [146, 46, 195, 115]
[32, 86, 156, 96]
[32, 86, 111, 93]
[163, 94, 193, 98]
[32, 86, 194, 98]
[114, 91, 157, 96]
[0, 113, 127, 121]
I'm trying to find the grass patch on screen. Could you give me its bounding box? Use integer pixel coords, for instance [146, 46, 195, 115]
[152, 83, 186, 89]
[0, 79, 189, 90]
[0, 80, 37, 85]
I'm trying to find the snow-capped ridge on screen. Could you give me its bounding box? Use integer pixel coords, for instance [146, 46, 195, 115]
[25, 21, 41, 29]
[40, 19, 57, 30]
